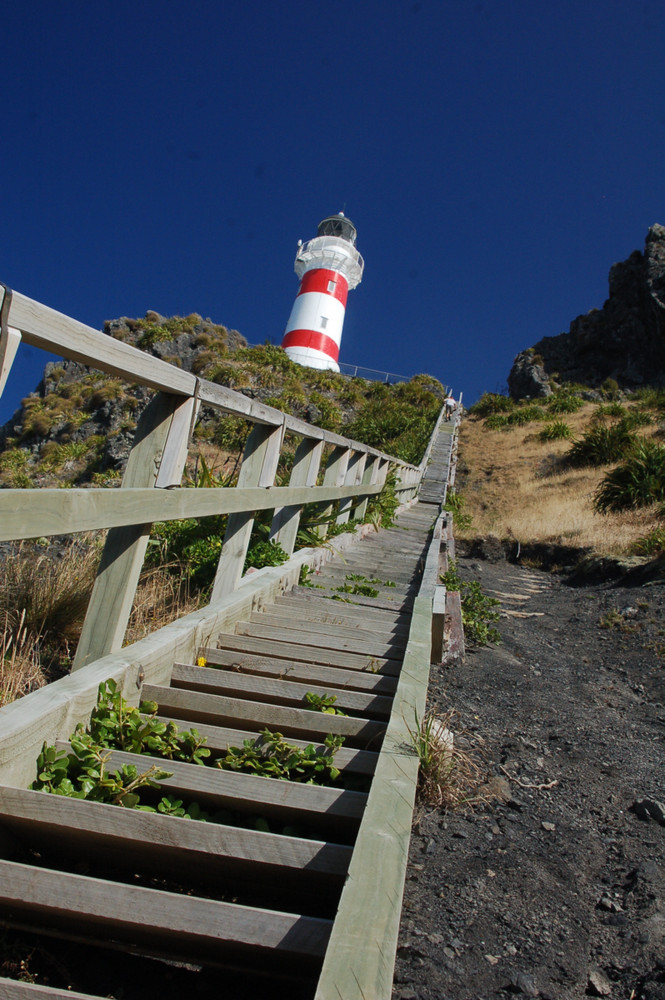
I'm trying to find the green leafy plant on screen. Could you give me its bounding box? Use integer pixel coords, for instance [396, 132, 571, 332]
[243, 539, 288, 572]
[218, 729, 344, 784]
[334, 574, 380, 598]
[441, 561, 501, 646]
[443, 489, 473, 530]
[469, 393, 514, 418]
[303, 692, 347, 715]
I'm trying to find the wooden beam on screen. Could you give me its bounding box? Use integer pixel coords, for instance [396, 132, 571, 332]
[0, 859, 332, 968]
[317, 445, 351, 539]
[8, 289, 196, 396]
[0, 482, 382, 542]
[211, 422, 284, 602]
[73, 392, 191, 670]
[270, 437, 324, 555]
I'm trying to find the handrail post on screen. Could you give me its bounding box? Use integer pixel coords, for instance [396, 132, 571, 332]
[336, 450, 365, 526]
[316, 445, 350, 539]
[72, 391, 193, 670]
[210, 420, 284, 602]
[269, 436, 324, 555]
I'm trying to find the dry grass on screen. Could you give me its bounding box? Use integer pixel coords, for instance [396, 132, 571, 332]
[125, 568, 200, 644]
[458, 402, 664, 556]
[408, 709, 489, 810]
[0, 610, 46, 707]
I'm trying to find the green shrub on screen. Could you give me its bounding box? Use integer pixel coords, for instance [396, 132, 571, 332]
[537, 421, 572, 442]
[469, 393, 514, 418]
[594, 441, 665, 513]
[632, 526, 665, 556]
[484, 413, 510, 430]
[600, 377, 621, 400]
[244, 539, 288, 571]
[507, 405, 545, 426]
[566, 424, 637, 467]
[443, 489, 473, 530]
[546, 392, 584, 414]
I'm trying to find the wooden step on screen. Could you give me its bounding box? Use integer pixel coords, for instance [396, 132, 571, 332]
[0, 980, 107, 999]
[141, 684, 387, 750]
[201, 647, 398, 693]
[153, 713, 380, 776]
[246, 611, 409, 648]
[213, 632, 401, 675]
[0, 786, 351, 907]
[290, 585, 413, 612]
[55, 744, 367, 838]
[171, 663, 393, 719]
[0, 859, 331, 974]
[234, 621, 404, 661]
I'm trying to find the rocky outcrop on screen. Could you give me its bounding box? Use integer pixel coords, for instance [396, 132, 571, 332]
[508, 224, 665, 398]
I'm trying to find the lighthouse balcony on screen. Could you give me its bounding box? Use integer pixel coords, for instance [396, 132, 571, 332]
[294, 236, 364, 288]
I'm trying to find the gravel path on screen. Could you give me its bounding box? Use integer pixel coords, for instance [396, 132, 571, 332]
[393, 556, 665, 1000]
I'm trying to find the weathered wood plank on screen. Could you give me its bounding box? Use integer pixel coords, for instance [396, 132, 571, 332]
[234, 621, 405, 661]
[272, 593, 411, 629]
[0, 786, 351, 886]
[0, 324, 21, 400]
[0, 482, 382, 542]
[0, 979, 105, 1000]
[290, 586, 413, 613]
[8, 289, 197, 395]
[171, 663, 393, 718]
[214, 632, 401, 675]
[246, 611, 409, 648]
[0, 859, 332, 968]
[211, 422, 284, 601]
[317, 445, 351, 539]
[73, 391, 190, 669]
[200, 647, 399, 694]
[141, 684, 386, 748]
[55, 744, 367, 829]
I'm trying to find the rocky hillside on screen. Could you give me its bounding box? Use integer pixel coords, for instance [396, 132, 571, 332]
[509, 224, 665, 399]
[0, 312, 445, 488]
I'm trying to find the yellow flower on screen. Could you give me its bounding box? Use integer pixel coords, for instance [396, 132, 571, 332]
[196, 656, 207, 667]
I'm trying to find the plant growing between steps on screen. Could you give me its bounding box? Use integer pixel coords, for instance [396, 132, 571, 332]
[303, 692, 347, 716]
[32, 679, 347, 825]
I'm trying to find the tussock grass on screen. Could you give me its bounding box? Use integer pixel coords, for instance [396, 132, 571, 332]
[458, 401, 665, 556]
[408, 710, 489, 810]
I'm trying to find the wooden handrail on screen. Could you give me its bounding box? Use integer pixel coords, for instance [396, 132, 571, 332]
[0, 282, 441, 669]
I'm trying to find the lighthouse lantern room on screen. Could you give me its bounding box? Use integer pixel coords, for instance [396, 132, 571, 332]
[281, 212, 364, 372]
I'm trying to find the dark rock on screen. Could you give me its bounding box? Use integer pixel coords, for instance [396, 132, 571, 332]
[506, 970, 540, 996]
[631, 799, 665, 825]
[508, 224, 665, 397]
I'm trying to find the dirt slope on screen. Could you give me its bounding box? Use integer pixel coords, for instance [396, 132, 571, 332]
[393, 555, 665, 1000]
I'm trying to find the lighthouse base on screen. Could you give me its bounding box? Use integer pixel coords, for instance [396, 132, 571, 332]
[284, 346, 340, 373]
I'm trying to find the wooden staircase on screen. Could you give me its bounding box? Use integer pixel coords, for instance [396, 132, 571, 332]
[0, 503, 449, 1000]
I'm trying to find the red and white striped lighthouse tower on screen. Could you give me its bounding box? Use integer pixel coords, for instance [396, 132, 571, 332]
[281, 212, 364, 371]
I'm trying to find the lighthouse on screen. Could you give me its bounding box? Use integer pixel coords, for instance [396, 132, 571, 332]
[281, 212, 364, 371]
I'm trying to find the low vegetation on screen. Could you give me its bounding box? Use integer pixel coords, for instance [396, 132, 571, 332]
[458, 386, 665, 559]
[408, 709, 488, 810]
[32, 680, 348, 829]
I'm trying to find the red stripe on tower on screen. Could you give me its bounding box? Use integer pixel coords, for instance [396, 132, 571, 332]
[281, 213, 363, 372]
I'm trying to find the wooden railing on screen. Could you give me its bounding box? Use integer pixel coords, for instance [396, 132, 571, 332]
[0, 283, 428, 673]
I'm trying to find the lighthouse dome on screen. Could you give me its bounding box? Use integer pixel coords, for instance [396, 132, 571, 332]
[317, 213, 357, 245]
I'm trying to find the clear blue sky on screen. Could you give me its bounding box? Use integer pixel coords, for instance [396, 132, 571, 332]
[2, 0, 665, 424]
